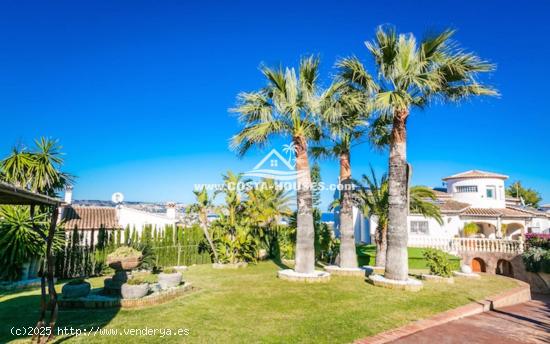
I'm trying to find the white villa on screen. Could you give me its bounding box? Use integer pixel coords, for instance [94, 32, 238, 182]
[341, 170, 550, 245]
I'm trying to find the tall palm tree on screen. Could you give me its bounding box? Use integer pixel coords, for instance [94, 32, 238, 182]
[357, 168, 443, 267]
[311, 85, 371, 269]
[188, 187, 219, 263]
[340, 26, 497, 280]
[231, 56, 334, 274]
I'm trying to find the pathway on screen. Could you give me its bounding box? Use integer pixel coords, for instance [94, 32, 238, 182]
[391, 294, 550, 343]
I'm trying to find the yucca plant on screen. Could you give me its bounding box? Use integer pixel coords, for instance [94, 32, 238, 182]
[188, 187, 219, 263]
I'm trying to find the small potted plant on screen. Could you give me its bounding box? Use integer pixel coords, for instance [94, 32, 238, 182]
[61, 278, 91, 299]
[463, 223, 479, 238]
[158, 267, 183, 289]
[121, 277, 149, 299]
[107, 246, 143, 271]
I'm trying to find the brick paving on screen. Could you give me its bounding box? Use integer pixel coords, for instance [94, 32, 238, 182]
[391, 293, 550, 344]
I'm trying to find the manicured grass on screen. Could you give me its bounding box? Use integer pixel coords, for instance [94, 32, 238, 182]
[357, 244, 462, 270]
[1, 261, 517, 343]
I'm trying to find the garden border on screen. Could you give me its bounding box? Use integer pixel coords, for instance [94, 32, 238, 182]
[355, 277, 531, 344]
[58, 283, 194, 310]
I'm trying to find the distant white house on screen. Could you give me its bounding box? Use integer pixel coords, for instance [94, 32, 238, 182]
[60, 186, 178, 243]
[334, 170, 550, 245]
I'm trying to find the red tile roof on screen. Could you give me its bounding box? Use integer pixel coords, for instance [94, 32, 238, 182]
[442, 170, 508, 181]
[432, 190, 452, 199]
[460, 207, 533, 218]
[62, 206, 120, 230]
[438, 200, 471, 213]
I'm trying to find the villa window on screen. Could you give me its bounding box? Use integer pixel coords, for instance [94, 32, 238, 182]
[486, 186, 496, 199]
[410, 221, 429, 235]
[456, 185, 478, 193]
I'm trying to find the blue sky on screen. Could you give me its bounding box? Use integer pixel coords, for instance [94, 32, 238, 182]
[1, 0, 549, 208]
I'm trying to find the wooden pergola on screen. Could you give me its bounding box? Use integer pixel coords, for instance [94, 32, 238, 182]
[0, 181, 62, 343]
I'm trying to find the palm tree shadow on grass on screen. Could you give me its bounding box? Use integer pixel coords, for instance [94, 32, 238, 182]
[0, 287, 120, 343]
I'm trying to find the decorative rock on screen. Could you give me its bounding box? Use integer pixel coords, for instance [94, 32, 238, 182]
[421, 274, 455, 284]
[461, 265, 473, 274]
[158, 272, 183, 289]
[258, 249, 269, 260]
[103, 270, 130, 296]
[369, 274, 423, 292]
[324, 265, 366, 277]
[150, 283, 162, 293]
[212, 262, 248, 269]
[277, 269, 331, 283]
[121, 283, 149, 299]
[363, 266, 385, 276]
[453, 271, 480, 278]
[62, 282, 91, 299]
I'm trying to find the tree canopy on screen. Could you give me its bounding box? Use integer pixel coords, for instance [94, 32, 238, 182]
[506, 181, 542, 208]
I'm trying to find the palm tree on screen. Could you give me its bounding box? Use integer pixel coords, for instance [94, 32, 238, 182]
[339, 26, 497, 280]
[357, 168, 443, 267]
[311, 85, 371, 269]
[0, 137, 70, 342]
[216, 171, 249, 229]
[188, 187, 219, 263]
[1, 138, 71, 196]
[231, 56, 334, 274]
[246, 179, 293, 256]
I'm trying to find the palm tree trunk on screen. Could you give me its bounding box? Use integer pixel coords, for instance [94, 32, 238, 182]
[200, 211, 219, 263]
[384, 109, 410, 281]
[293, 135, 315, 274]
[374, 222, 387, 267]
[338, 151, 358, 268]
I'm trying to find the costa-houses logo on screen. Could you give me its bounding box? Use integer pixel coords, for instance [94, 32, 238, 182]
[243, 143, 305, 181]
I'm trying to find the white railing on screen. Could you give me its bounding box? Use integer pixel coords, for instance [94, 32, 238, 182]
[408, 235, 453, 252]
[451, 238, 524, 254]
[408, 236, 524, 254]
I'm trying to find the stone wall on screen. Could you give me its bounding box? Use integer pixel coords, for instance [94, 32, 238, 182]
[459, 252, 550, 294]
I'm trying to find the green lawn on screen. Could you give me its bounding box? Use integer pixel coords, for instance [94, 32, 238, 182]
[1, 261, 517, 343]
[357, 245, 462, 270]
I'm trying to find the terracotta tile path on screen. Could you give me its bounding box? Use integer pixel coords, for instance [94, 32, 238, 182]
[391, 293, 550, 344]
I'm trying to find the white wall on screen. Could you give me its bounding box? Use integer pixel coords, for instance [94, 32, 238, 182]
[446, 177, 506, 208]
[117, 207, 177, 234]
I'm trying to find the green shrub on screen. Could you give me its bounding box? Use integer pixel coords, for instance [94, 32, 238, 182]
[423, 248, 453, 277]
[163, 267, 177, 274]
[525, 233, 550, 250]
[522, 247, 550, 273]
[126, 277, 147, 286]
[462, 223, 479, 237]
[107, 246, 141, 259]
[132, 243, 157, 270]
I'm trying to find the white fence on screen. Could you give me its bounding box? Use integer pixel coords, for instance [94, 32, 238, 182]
[408, 235, 524, 254]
